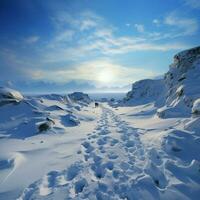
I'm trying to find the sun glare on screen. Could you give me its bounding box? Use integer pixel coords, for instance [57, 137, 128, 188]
[97, 69, 114, 83]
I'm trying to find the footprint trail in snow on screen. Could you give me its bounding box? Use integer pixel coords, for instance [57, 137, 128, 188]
[18, 105, 200, 200]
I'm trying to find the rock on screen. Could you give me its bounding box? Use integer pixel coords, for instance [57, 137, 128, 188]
[68, 92, 92, 104]
[0, 87, 23, 106]
[123, 79, 166, 106]
[192, 98, 200, 115]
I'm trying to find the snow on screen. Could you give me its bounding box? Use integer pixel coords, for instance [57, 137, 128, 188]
[192, 98, 200, 115]
[123, 79, 166, 106]
[68, 92, 92, 105]
[15, 103, 200, 200]
[0, 46, 200, 200]
[0, 87, 23, 105]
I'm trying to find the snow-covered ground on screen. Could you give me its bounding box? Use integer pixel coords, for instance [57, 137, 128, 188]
[0, 46, 200, 199]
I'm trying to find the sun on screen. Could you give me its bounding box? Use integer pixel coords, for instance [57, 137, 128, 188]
[97, 69, 114, 83]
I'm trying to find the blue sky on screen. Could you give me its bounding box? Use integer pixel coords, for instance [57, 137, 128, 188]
[0, 0, 200, 92]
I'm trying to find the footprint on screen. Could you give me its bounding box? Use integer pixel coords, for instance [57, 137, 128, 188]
[126, 140, 135, 148]
[112, 169, 121, 179]
[82, 141, 94, 153]
[91, 164, 106, 179]
[74, 178, 87, 194]
[144, 161, 168, 189]
[108, 152, 118, 160]
[120, 162, 130, 171]
[104, 161, 114, 170]
[110, 139, 119, 146]
[67, 162, 82, 181]
[98, 182, 108, 193]
[39, 171, 59, 196]
[91, 135, 98, 139]
[97, 138, 107, 146]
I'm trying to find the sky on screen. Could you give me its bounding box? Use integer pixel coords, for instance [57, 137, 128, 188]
[0, 0, 200, 93]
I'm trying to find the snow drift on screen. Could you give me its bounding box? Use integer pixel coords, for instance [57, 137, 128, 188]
[123, 46, 200, 118]
[68, 92, 92, 105]
[0, 87, 23, 106]
[123, 79, 166, 106]
[157, 46, 200, 118]
[0, 89, 92, 139]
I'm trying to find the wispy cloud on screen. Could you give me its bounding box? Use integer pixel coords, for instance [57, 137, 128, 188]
[24, 36, 40, 44]
[184, 0, 200, 9]
[55, 30, 75, 42]
[41, 11, 191, 64]
[164, 12, 198, 36]
[152, 19, 160, 25]
[1, 9, 196, 86]
[27, 59, 157, 86]
[134, 24, 145, 33]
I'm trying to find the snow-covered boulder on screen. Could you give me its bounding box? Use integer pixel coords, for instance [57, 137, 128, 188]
[68, 92, 92, 105]
[61, 114, 80, 127]
[37, 121, 52, 132]
[0, 87, 23, 106]
[158, 46, 200, 118]
[123, 79, 166, 106]
[184, 117, 200, 132]
[192, 98, 200, 115]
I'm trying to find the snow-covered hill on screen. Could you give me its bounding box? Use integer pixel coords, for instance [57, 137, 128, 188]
[157, 46, 200, 118]
[123, 79, 166, 106]
[0, 47, 200, 200]
[0, 90, 92, 139]
[123, 46, 200, 119]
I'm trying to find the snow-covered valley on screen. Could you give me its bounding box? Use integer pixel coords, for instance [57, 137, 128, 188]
[0, 46, 200, 200]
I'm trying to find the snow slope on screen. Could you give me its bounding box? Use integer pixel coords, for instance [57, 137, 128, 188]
[0, 87, 23, 106]
[0, 46, 200, 200]
[122, 46, 200, 119]
[17, 103, 200, 200]
[157, 46, 200, 118]
[0, 89, 98, 199]
[123, 79, 166, 106]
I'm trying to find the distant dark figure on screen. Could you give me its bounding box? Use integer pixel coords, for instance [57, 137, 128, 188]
[95, 102, 99, 107]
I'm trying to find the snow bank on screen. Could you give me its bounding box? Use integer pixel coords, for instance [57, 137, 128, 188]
[0, 87, 23, 105]
[123, 79, 166, 106]
[184, 117, 200, 133]
[0, 92, 90, 138]
[121, 46, 200, 118]
[192, 98, 200, 115]
[68, 92, 92, 105]
[60, 114, 80, 127]
[158, 46, 200, 118]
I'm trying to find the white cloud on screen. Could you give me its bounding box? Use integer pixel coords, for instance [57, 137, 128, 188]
[165, 12, 198, 36]
[55, 30, 75, 42]
[31, 59, 156, 86]
[184, 0, 200, 9]
[41, 11, 192, 64]
[134, 24, 145, 33]
[24, 36, 40, 44]
[153, 19, 160, 25]
[46, 11, 192, 59]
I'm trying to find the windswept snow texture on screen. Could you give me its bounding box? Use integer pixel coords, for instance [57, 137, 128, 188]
[157, 46, 200, 118]
[18, 103, 200, 200]
[1, 46, 200, 200]
[123, 79, 166, 106]
[0, 87, 23, 106]
[0, 91, 92, 139]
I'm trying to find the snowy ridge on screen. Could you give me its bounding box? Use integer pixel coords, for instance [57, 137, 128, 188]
[122, 46, 200, 119]
[123, 79, 166, 106]
[1, 46, 200, 200]
[0, 87, 23, 106]
[158, 46, 200, 118]
[0, 91, 92, 139]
